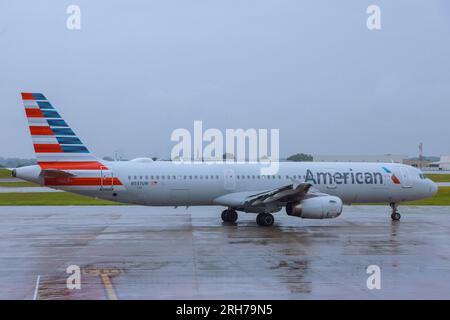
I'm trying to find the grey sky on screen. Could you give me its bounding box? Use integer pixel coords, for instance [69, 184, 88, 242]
[1, 0, 449, 159]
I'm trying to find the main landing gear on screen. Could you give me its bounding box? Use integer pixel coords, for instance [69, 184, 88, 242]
[221, 209, 238, 223]
[221, 209, 275, 226]
[256, 213, 274, 227]
[390, 202, 401, 221]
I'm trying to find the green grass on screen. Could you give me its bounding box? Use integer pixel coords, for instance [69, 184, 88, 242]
[425, 174, 450, 183]
[355, 187, 450, 206]
[0, 181, 39, 187]
[0, 169, 11, 179]
[0, 192, 121, 206]
[402, 187, 450, 206]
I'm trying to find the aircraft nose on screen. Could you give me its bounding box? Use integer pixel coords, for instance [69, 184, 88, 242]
[429, 180, 438, 196]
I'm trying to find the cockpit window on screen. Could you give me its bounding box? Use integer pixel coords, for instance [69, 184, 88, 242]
[419, 173, 426, 179]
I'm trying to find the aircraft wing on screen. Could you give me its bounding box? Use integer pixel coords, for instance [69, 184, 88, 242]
[213, 180, 318, 210]
[244, 181, 313, 206]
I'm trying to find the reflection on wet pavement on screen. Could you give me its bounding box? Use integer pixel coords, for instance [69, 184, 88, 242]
[0, 205, 450, 299]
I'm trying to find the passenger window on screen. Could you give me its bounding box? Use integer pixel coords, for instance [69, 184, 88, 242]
[128, 176, 131, 180]
[173, 176, 176, 180]
[216, 175, 219, 179]
[167, 176, 170, 180]
[151, 176, 154, 179]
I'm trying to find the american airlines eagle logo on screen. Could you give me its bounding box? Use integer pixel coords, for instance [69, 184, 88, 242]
[382, 167, 401, 184]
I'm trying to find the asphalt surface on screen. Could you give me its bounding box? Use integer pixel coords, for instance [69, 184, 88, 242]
[0, 205, 449, 299]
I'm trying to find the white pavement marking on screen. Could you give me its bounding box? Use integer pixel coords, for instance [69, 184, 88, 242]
[33, 275, 40, 300]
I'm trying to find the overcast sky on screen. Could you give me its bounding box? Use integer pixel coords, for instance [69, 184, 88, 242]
[1, 0, 449, 159]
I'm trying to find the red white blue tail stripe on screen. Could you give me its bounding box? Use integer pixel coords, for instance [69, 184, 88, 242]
[21, 92, 122, 188]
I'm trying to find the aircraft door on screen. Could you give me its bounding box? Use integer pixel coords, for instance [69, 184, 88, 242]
[398, 167, 412, 188]
[223, 169, 236, 191]
[100, 166, 114, 191]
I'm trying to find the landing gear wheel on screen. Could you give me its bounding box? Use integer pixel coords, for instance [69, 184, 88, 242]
[389, 202, 401, 221]
[391, 212, 401, 221]
[256, 213, 274, 226]
[221, 210, 228, 222]
[227, 210, 238, 223]
[221, 209, 238, 223]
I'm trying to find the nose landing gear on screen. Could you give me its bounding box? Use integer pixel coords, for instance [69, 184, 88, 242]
[390, 202, 401, 221]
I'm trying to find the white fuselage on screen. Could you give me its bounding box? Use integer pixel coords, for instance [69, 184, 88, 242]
[18, 161, 435, 208]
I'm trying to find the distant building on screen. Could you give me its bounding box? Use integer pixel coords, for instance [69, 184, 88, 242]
[428, 155, 450, 170]
[313, 154, 406, 163]
[403, 156, 439, 168]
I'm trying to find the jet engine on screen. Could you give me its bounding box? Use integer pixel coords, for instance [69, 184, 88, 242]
[286, 196, 343, 219]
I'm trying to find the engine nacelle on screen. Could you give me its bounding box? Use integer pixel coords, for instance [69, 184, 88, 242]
[286, 196, 343, 219]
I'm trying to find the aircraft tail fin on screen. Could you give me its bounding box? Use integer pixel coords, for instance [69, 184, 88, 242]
[21, 92, 103, 169]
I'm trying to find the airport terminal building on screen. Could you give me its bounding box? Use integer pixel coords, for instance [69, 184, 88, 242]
[429, 155, 450, 171]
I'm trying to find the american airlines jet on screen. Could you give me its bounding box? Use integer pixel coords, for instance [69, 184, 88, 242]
[13, 93, 438, 226]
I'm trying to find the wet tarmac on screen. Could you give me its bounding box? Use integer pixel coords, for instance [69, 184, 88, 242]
[0, 205, 450, 300]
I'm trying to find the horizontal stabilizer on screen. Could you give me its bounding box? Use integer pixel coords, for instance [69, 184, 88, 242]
[39, 169, 77, 179]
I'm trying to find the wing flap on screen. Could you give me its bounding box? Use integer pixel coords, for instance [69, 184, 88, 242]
[214, 181, 313, 208]
[245, 182, 312, 206]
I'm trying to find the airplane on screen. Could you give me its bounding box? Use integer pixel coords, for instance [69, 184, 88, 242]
[13, 93, 438, 226]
